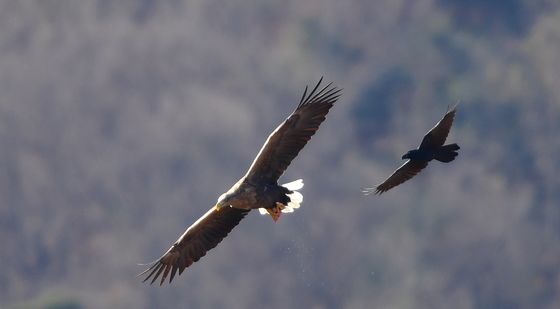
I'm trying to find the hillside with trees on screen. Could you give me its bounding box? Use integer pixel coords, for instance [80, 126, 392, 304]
[1, 1, 559, 308]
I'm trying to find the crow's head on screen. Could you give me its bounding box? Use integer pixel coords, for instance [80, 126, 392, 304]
[402, 150, 414, 160]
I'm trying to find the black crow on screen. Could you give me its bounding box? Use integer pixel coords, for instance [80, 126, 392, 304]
[364, 105, 459, 195]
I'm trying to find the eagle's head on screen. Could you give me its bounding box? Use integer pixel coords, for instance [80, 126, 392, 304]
[215, 190, 243, 211]
[215, 192, 231, 211]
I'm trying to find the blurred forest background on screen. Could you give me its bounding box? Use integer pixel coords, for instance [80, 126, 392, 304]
[1, 0, 560, 308]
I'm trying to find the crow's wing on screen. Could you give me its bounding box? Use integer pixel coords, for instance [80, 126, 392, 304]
[419, 105, 457, 150]
[364, 160, 428, 195]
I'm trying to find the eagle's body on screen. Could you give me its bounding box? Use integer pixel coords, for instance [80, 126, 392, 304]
[216, 178, 292, 211]
[140, 79, 340, 285]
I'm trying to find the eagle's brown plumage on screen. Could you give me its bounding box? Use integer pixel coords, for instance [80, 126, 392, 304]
[140, 78, 341, 285]
[139, 206, 248, 285]
[245, 80, 341, 183]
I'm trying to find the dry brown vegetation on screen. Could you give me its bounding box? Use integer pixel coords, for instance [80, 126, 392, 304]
[1, 1, 560, 308]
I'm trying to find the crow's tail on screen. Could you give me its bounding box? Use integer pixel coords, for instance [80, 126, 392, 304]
[435, 143, 460, 163]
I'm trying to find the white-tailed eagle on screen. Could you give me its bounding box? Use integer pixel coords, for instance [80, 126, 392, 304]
[140, 78, 341, 285]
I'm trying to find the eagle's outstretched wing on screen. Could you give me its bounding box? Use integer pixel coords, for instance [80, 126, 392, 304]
[141, 78, 340, 285]
[364, 160, 428, 195]
[244, 78, 342, 183]
[419, 105, 457, 150]
[139, 206, 249, 285]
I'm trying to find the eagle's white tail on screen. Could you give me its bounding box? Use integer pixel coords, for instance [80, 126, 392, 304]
[258, 179, 304, 219]
[281, 179, 303, 213]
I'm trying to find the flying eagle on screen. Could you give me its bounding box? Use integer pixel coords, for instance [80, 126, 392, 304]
[364, 105, 459, 195]
[140, 78, 341, 285]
